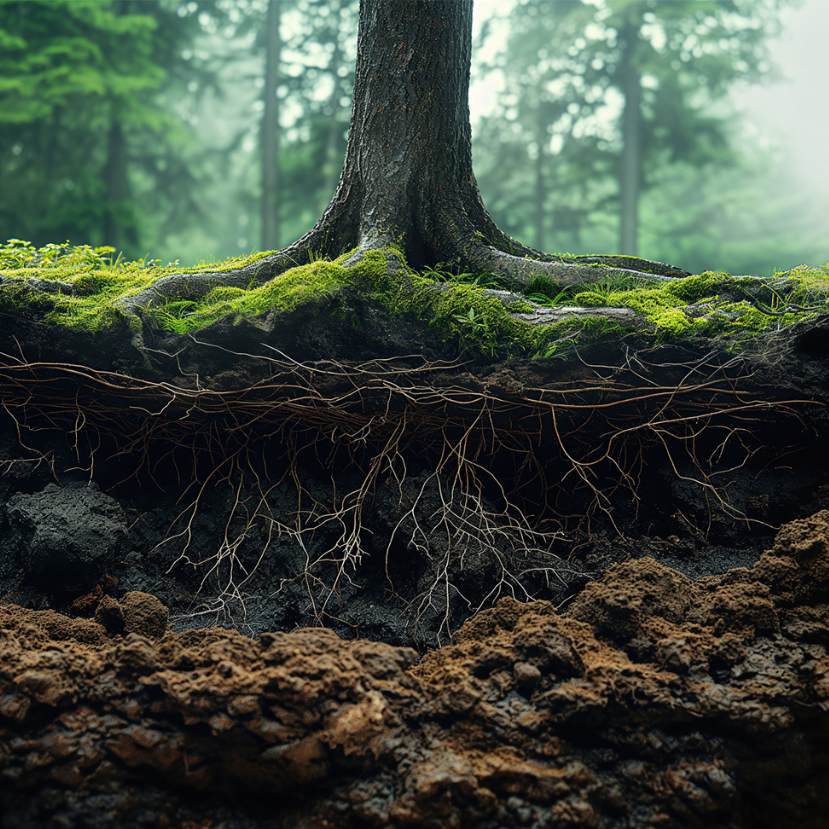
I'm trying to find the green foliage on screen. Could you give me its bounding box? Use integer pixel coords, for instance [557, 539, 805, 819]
[421, 266, 500, 289]
[0, 0, 216, 256]
[0, 238, 117, 270]
[524, 272, 569, 304]
[0, 1, 159, 125]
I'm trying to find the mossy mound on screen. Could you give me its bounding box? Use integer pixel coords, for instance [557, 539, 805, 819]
[2, 239, 827, 360]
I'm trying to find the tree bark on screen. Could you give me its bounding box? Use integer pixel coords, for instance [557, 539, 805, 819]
[260, 0, 282, 251]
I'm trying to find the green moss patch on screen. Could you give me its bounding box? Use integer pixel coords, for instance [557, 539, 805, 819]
[0, 239, 274, 331]
[148, 261, 347, 333]
[347, 250, 605, 357]
[542, 267, 829, 342]
[2, 239, 827, 359]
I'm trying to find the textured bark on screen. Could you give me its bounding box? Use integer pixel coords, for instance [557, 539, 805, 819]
[313, 0, 484, 264]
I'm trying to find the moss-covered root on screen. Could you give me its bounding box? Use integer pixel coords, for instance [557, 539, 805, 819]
[0, 274, 77, 297]
[116, 250, 303, 316]
[114, 215, 355, 316]
[3, 237, 825, 364]
[464, 243, 686, 292]
[429, 208, 689, 290]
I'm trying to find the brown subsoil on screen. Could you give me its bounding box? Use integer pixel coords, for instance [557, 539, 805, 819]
[2, 511, 829, 828]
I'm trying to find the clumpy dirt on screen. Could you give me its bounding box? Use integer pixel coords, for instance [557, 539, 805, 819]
[2, 513, 829, 827]
[2, 302, 829, 826]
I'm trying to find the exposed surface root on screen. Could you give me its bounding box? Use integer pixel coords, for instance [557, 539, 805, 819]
[461, 236, 685, 291]
[111, 211, 690, 321]
[116, 226, 331, 316]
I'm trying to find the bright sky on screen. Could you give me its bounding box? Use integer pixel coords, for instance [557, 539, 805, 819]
[472, 0, 829, 190]
[470, 0, 512, 121]
[741, 0, 829, 195]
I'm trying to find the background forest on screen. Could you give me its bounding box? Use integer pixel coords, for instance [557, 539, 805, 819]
[0, 0, 825, 276]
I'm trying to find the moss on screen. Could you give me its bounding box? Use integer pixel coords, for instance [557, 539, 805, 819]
[205, 286, 247, 302]
[546, 267, 829, 343]
[0, 242, 348, 333]
[3, 240, 827, 358]
[343, 249, 553, 355]
[664, 271, 732, 302]
[573, 291, 607, 308]
[0, 279, 55, 318]
[148, 260, 347, 333]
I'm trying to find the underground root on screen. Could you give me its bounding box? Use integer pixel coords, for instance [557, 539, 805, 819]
[0, 340, 814, 637]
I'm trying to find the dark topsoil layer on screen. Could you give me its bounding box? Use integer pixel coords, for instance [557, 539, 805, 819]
[2, 297, 829, 827]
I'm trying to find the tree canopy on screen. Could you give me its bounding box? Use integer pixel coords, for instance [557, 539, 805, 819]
[0, 0, 212, 254]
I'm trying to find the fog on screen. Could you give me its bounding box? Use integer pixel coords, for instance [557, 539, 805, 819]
[742, 0, 829, 197]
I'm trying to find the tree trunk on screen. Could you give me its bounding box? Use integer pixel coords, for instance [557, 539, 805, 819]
[619, 15, 642, 256]
[534, 121, 547, 251]
[260, 0, 282, 251]
[288, 0, 679, 278]
[319, 0, 480, 266]
[121, 0, 687, 316]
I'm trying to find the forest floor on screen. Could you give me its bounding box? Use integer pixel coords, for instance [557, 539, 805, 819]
[2, 289, 829, 827]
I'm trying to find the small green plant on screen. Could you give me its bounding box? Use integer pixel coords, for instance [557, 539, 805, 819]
[588, 274, 637, 301]
[525, 272, 557, 297]
[422, 266, 499, 289]
[0, 239, 118, 270]
[452, 305, 501, 354]
[523, 273, 576, 306]
[453, 306, 489, 334]
[153, 299, 199, 333]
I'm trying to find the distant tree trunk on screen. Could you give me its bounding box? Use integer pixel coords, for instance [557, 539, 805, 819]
[619, 16, 642, 256]
[103, 0, 137, 252]
[323, 0, 348, 195]
[261, 0, 282, 251]
[533, 121, 547, 251]
[103, 115, 134, 250]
